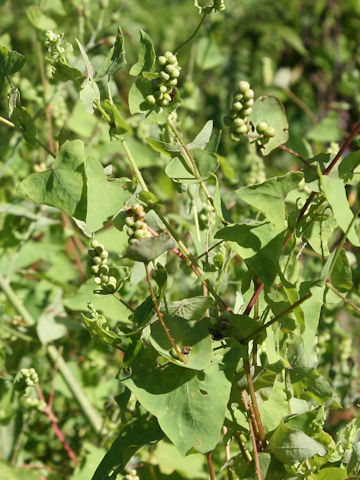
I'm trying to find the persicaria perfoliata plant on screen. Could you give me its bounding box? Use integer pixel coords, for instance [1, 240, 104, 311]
[0, 2, 359, 480]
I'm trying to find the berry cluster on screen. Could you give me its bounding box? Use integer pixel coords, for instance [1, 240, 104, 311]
[22, 396, 46, 412]
[256, 121, 276, 143]
[214, 0, 226, 11]
[14, 367, 39, 392]
[125, 204, 152, 244]
[88, 240, 117, 293]
[44, 30, 72, 63]
[146, 51, 180, 108]
[223, 80, 254, 141]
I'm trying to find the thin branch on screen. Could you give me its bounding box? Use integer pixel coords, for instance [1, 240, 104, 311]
[244, 360, 267, 450]
[222, 426, 233, 480]
[326, 282, 360, 314]
[174, 12, 207, 53]
[120, 137, 149, 192]
[244, 282, 263, 316]
[278, 144, 316, 172]
[35, 384, 78, 464]
[234, 431, 250, 464]
[144, 264, 183, 359]
[242, 391, 262, 480]
[243, 292, 312, 343]
[206, 451, 216, 480]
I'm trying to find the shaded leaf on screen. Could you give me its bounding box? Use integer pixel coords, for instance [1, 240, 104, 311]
[267, 422, 326, 464]
[121, 348, 237, 455]
[236, 172, 303, 230]
[320, 174, 360, 246]
[150, 315, 212, 370]
[216, 222, 285, 285]
[91, 416, 163, 480]
[0, 46, 25, 76]
[129, 30, 155, 76]
[124, 233, 175, 262]
[166, 296, 214, 320]
[97, 26, 126, 77]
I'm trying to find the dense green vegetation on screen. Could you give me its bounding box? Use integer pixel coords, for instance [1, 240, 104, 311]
[0, 1, 360, 479]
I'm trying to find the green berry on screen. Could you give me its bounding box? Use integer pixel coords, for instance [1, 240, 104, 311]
[234, 117, 245, 127]
[160, 71, 170, 82]
[158, 55, 167, 65]
[126, 227, 135, 237]
[245, 98, 254, 107]
[238, 80, 250, 93]
[146, 94, 156, 105]
[243, 89, 254, 100]
[165, 64, 176, 75]
[242, 107, 252, 116]
[168, 78, 178, 86]
[91, 265, 100, 274]
[100, 275, 109, 284]
[94, 277, 102, 285]
[256, 121, 268, 134]
[99, 264, 109, 275]
[233, 101, 243, 111]
[164, 51, 173, 59]
[235, 124, 248, 134]
[100, 250, 108, 260]
[125, 216, 135, 227]
[159, 85, 168, 93]
[91, 240, 100, 249]
[93, 256, 102, 265]
[265, 126, 276, 137]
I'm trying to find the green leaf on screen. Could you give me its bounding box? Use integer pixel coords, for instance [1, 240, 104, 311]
[212, 173, 233, 223]
[0, 45, 25, 76]
[129, 30, 155, 76]
[320, 174, 360, 246]
[37, 290, 71, 344]
[0, 459, 40, 480]
[124, 233, 176, 262]
[76, 39, 95, 78]
[236, 172, 303, 230]
[308, 468, 347, 480]
[71, 443, 106, 480]
[166, 296, 214, 320]
[330, 249, 353, 292]
[19, 139, 87, 218]
[26, 5, 56, 30]
[187, 120, 213, 150]
[338, 150, 360, 185]
[165, 156, 195, 181]
[150, 315, 212, 370]
[128, 77, 181, 124]
[267, 422, 327, 465]
[258, 381, 289, 433]
[96, 26, 126, 77]
[196, 36, 223, 70]
[101, 100, 130, 137]
[85, 156, 130, 232]
[10, 106, 36, 144]
[121, 348, 237, 455]
[19, 140, 130, 232]
[249, 95, 289, 155]
[91, 416, 163, 480]
[299, 282, 325, 360]
[307, 113, 343, 142]
[216, 222, 285, 285]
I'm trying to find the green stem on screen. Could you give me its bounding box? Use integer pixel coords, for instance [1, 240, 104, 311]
[0, 274, 104, 434]
[167, 118, 215, 210]
[174, 12, 207, 53]
[0, 115, 15, 128]
[120, 137, 149, 192]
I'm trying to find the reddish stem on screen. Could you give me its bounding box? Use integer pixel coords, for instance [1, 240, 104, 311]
[35, 384, 78, 464]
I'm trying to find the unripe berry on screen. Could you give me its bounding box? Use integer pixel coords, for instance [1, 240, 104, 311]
[168, 78, 178, 86]
[99, 264, 109, 275]
[100, 275, 109, 284]
[94, 277, 102, 285]
[91, 265, 100, 274]
[245, 98, 254, 107]
[238, 80, 250, 93]
[233, 101, 243, 111]
[135, 220, 146, 229]
[159, 85, 168, 93]
[165, 64, 176, 75]
[242, 107, 253, 116]
[93, 256, 102, 265]
[234, 117, 245, 127]
[256, 121, 268, 134]
[125, 216, 135, 227]
[235, 124, 248, 134]
[158, 55, 167, 65]
[160, 71, 170, 82]
[265, 126, 276, 137]
[243, 89, 254, 100]
[146, 95, 156, 105]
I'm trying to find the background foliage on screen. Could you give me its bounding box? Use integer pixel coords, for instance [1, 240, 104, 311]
[0, 1, 360, 479]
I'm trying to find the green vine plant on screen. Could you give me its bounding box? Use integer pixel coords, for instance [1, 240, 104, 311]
[1, 1, 360, 480]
